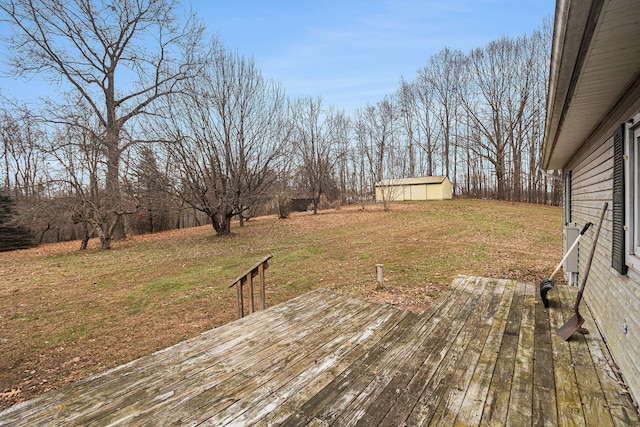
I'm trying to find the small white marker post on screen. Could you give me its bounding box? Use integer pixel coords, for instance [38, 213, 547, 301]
[376, 264, 384, 289]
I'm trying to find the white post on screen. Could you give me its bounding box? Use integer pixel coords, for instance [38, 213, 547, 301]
[376, 264, 384, 289]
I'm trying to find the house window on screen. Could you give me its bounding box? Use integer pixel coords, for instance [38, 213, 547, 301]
[621, 114, 640, 273]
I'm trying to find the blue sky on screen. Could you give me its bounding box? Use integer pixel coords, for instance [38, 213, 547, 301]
[0, 1, 555, 114]
[193, 0, 555, 113]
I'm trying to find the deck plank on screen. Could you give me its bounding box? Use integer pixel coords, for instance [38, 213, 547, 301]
[247, 308, 412, 426]
[378, 276, 489, 426]
[263, 279, 465, 427]
[579, 301, 640, 427]
[203, 305, 410, 425]
[420, 278, 507, 426]
[532, 282, 559, 427]
[453, 278, 516, 426]
[505, 281, 536, 426]
[1, 276, 638, 427]
[92, 290, 354, 425]
[2, 290, 349, 425]
[557, 284, 616, 427]
[282, 275, 481, 427]
[121, 293, 392, 425]
[480, 280, 526, 426]
[551, 284, 587, 427]
[279, 311, 422, 427]
[340, 277, 498, 426]
[565, 286, 613, 427]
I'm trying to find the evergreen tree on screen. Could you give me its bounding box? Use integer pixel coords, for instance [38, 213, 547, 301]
[0, 191, 35, 251]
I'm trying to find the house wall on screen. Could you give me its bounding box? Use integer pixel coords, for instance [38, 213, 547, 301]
[565, 96, 640, 405]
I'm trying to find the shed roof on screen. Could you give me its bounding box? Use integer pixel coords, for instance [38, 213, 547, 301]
[376, 176, 449, 187]
[542, 0, 640, 170]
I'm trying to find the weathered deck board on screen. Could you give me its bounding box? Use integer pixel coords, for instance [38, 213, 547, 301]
[116, 296, 395, 425]
[454, 278, 515, 426]
[412, 277, 503, 426]
[1, 275, 638, 427]
[505, 281, 536, 426]
[557, 283, 615, 427]
[283, 274, 481, 426]
[550, 282, 588, 427]
[532, 277, 558, 427]
[480, 279, 526, 426]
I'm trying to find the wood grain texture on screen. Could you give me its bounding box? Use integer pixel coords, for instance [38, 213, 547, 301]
[1, 276, 637, 426]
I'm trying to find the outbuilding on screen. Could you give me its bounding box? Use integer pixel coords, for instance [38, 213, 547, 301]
[543, 0, 640, 405]
[375, 176, 452, 202]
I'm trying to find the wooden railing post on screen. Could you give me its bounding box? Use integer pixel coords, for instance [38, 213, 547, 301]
[248, 272, 255, 315]
[237, 277, 244, 319]
[228, 254, 273, 319]
[258, 263, 266, 311]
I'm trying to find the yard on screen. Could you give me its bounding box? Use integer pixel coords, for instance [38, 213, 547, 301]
[0, 199, 562, 410]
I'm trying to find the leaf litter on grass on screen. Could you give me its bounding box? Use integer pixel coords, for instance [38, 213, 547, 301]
[0, 199, 561, 410]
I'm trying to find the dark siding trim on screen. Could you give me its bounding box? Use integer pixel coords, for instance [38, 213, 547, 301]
[612, 123, 628, 275]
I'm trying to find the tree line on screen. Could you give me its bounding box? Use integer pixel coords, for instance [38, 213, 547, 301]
[0, 0, 559, 250]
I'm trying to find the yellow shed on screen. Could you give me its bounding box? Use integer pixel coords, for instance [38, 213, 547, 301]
[375, 176, 452, 202]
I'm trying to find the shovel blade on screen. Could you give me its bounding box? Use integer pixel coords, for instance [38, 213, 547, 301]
[557, 313, 585, 341]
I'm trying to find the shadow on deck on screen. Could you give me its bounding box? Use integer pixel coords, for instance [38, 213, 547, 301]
[1, 275, 638, 426]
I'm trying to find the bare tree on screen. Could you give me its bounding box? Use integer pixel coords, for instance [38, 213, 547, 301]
[292, 97, 347, 214]
[412, 74, 440, 177]
[0, 106, 47, 200]
[0, 0, 206, 248]
[527, 20, 552, 203]
[353, 117, 372, 208]
[355, 97, 400, 210]
[156, 47, 290, 235]
[461, 37, 524, 200]
[418, 48, 464, 180]
[45, 111, 118, 249]
[396, 78, 418, 177]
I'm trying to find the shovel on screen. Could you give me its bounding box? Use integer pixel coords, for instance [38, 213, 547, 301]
[540, 221, 592, 308]
[557, 202, 607, 341]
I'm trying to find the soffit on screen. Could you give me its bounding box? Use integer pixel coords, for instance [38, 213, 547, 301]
[543, 0, 640, 170]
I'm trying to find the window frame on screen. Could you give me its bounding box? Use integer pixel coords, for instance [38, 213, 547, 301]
[625, 114, 640, 271]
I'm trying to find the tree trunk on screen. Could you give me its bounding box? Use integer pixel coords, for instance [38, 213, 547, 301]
[80, 233, 89, 250]
[100, 235, 112, 250]
[496, 147, 507, 200]
[211, 211, 232, 236]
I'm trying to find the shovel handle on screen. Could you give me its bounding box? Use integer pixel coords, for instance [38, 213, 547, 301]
[574, 202, 608, 312]
[548, 221, 592, 281]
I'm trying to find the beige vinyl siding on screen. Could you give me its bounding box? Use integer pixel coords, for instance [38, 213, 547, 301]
[568, 132, 640, 404]
[403, 185, 412, 201]
[375, 176, 452, 202]
[411, 184, 427, 200]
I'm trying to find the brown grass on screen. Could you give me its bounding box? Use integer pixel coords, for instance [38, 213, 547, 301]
[0, 199, 562, 409]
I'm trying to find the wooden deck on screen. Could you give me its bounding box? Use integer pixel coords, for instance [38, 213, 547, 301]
[1, 275, 638, 426]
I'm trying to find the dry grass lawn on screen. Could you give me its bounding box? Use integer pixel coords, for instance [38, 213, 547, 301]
[0, 199, 562, 410]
